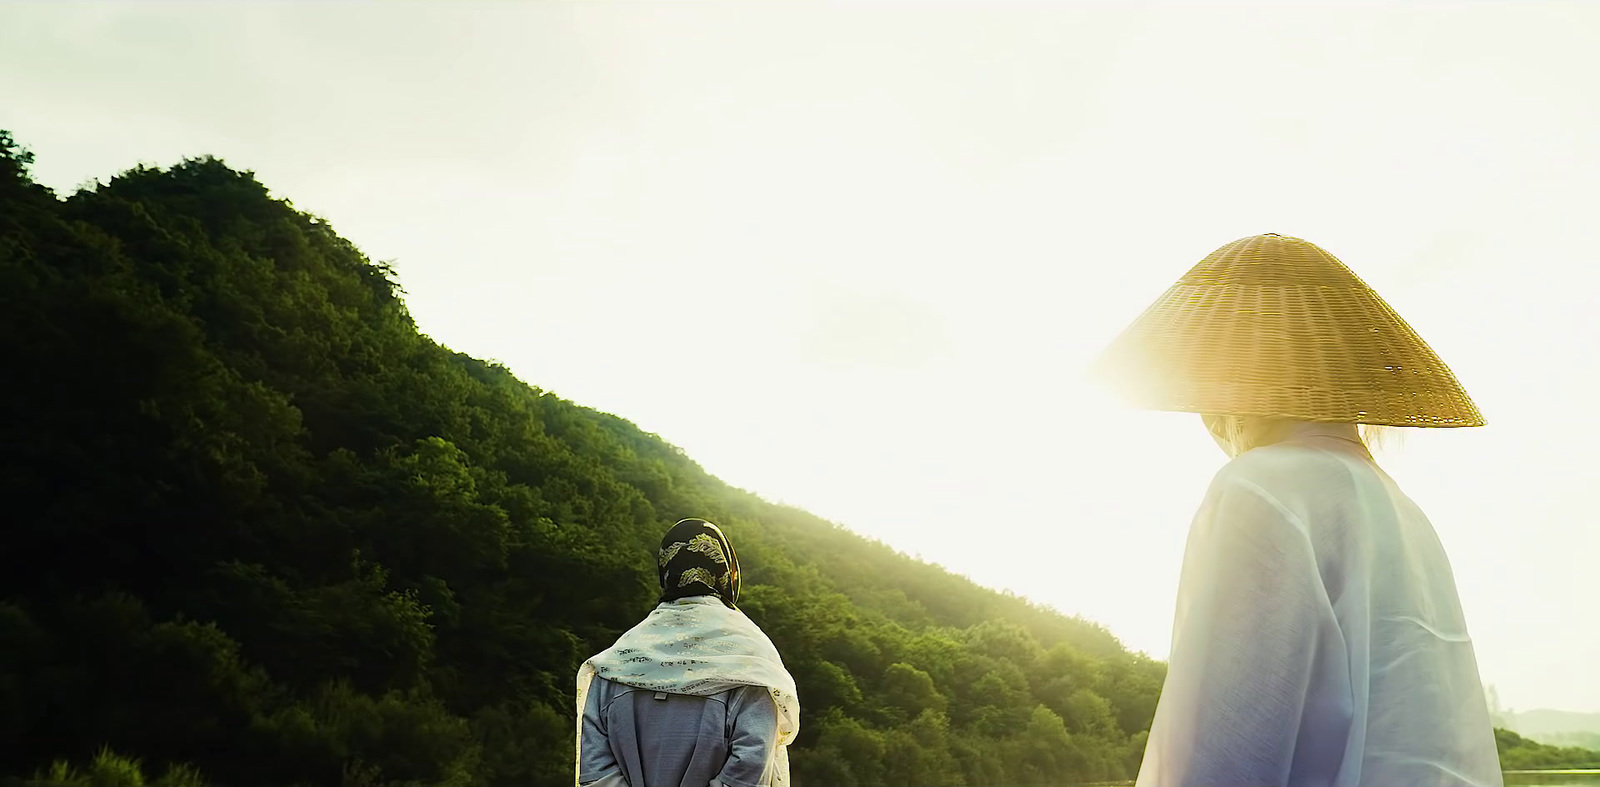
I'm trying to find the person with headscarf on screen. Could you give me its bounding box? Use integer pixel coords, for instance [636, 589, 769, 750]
[1094, 234, 1502, 786]
[576, 518, 799, 787]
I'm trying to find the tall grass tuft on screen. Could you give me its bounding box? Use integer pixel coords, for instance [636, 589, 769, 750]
[151, 764, 204, 787]
[21, 748, 205, 787]
[86, 747, 143, 787]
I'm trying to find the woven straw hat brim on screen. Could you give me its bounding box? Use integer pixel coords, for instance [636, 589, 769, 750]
[1093, 234, 1484, 428]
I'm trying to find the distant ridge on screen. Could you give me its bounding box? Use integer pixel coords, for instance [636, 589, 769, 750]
[1502, 709, 1600, 748]
[0, 131, 1164, 786]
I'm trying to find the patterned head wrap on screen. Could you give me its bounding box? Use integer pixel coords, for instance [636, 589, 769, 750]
[658, 518, 741, 609]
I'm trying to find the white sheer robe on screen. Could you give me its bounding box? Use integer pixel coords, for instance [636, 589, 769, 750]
[1137, 423, 1502, 787]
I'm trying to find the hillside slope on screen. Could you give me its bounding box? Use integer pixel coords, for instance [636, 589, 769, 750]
[0, 132, 1163, 786]
[1502, 710, 1600, 750]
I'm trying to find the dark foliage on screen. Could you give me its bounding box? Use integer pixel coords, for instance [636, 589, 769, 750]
[0, 131, 1165, 785]
[1496, 729, 1600, 772]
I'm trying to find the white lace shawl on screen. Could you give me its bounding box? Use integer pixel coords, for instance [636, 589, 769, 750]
[575, 596, 800, 787]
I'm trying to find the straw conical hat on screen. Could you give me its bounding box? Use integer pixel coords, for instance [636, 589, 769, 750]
[1093, 233, 1484, 427]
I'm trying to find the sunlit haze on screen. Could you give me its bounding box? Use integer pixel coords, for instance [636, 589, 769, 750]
[5, 1, 1596, 714]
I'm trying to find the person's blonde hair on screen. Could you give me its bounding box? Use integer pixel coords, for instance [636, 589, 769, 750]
[1202, 415, 1399, 457]
[1358, 423, 1399, 452]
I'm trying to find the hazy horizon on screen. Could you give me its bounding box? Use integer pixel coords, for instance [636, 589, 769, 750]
[5, 1, 1596, 713]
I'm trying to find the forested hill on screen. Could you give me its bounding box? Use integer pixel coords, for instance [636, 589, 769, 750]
[0, 132, 1164, 787]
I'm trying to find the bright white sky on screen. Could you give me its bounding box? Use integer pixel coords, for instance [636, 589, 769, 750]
[5, 1, 1597, 713]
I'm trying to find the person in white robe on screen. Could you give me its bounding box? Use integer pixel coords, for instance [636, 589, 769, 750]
[575, 518, 799, 787]
[1093, 234, 1503, 787]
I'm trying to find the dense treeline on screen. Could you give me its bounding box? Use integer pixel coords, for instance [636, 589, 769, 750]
[0, 132, 1164, 786]
[1495, 729, 1600, 771]
[1492, 709, 1600, 752]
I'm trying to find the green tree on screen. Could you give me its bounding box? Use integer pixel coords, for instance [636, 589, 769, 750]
[881, 662, 947, 720]
[0, 132, 1173, 786]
